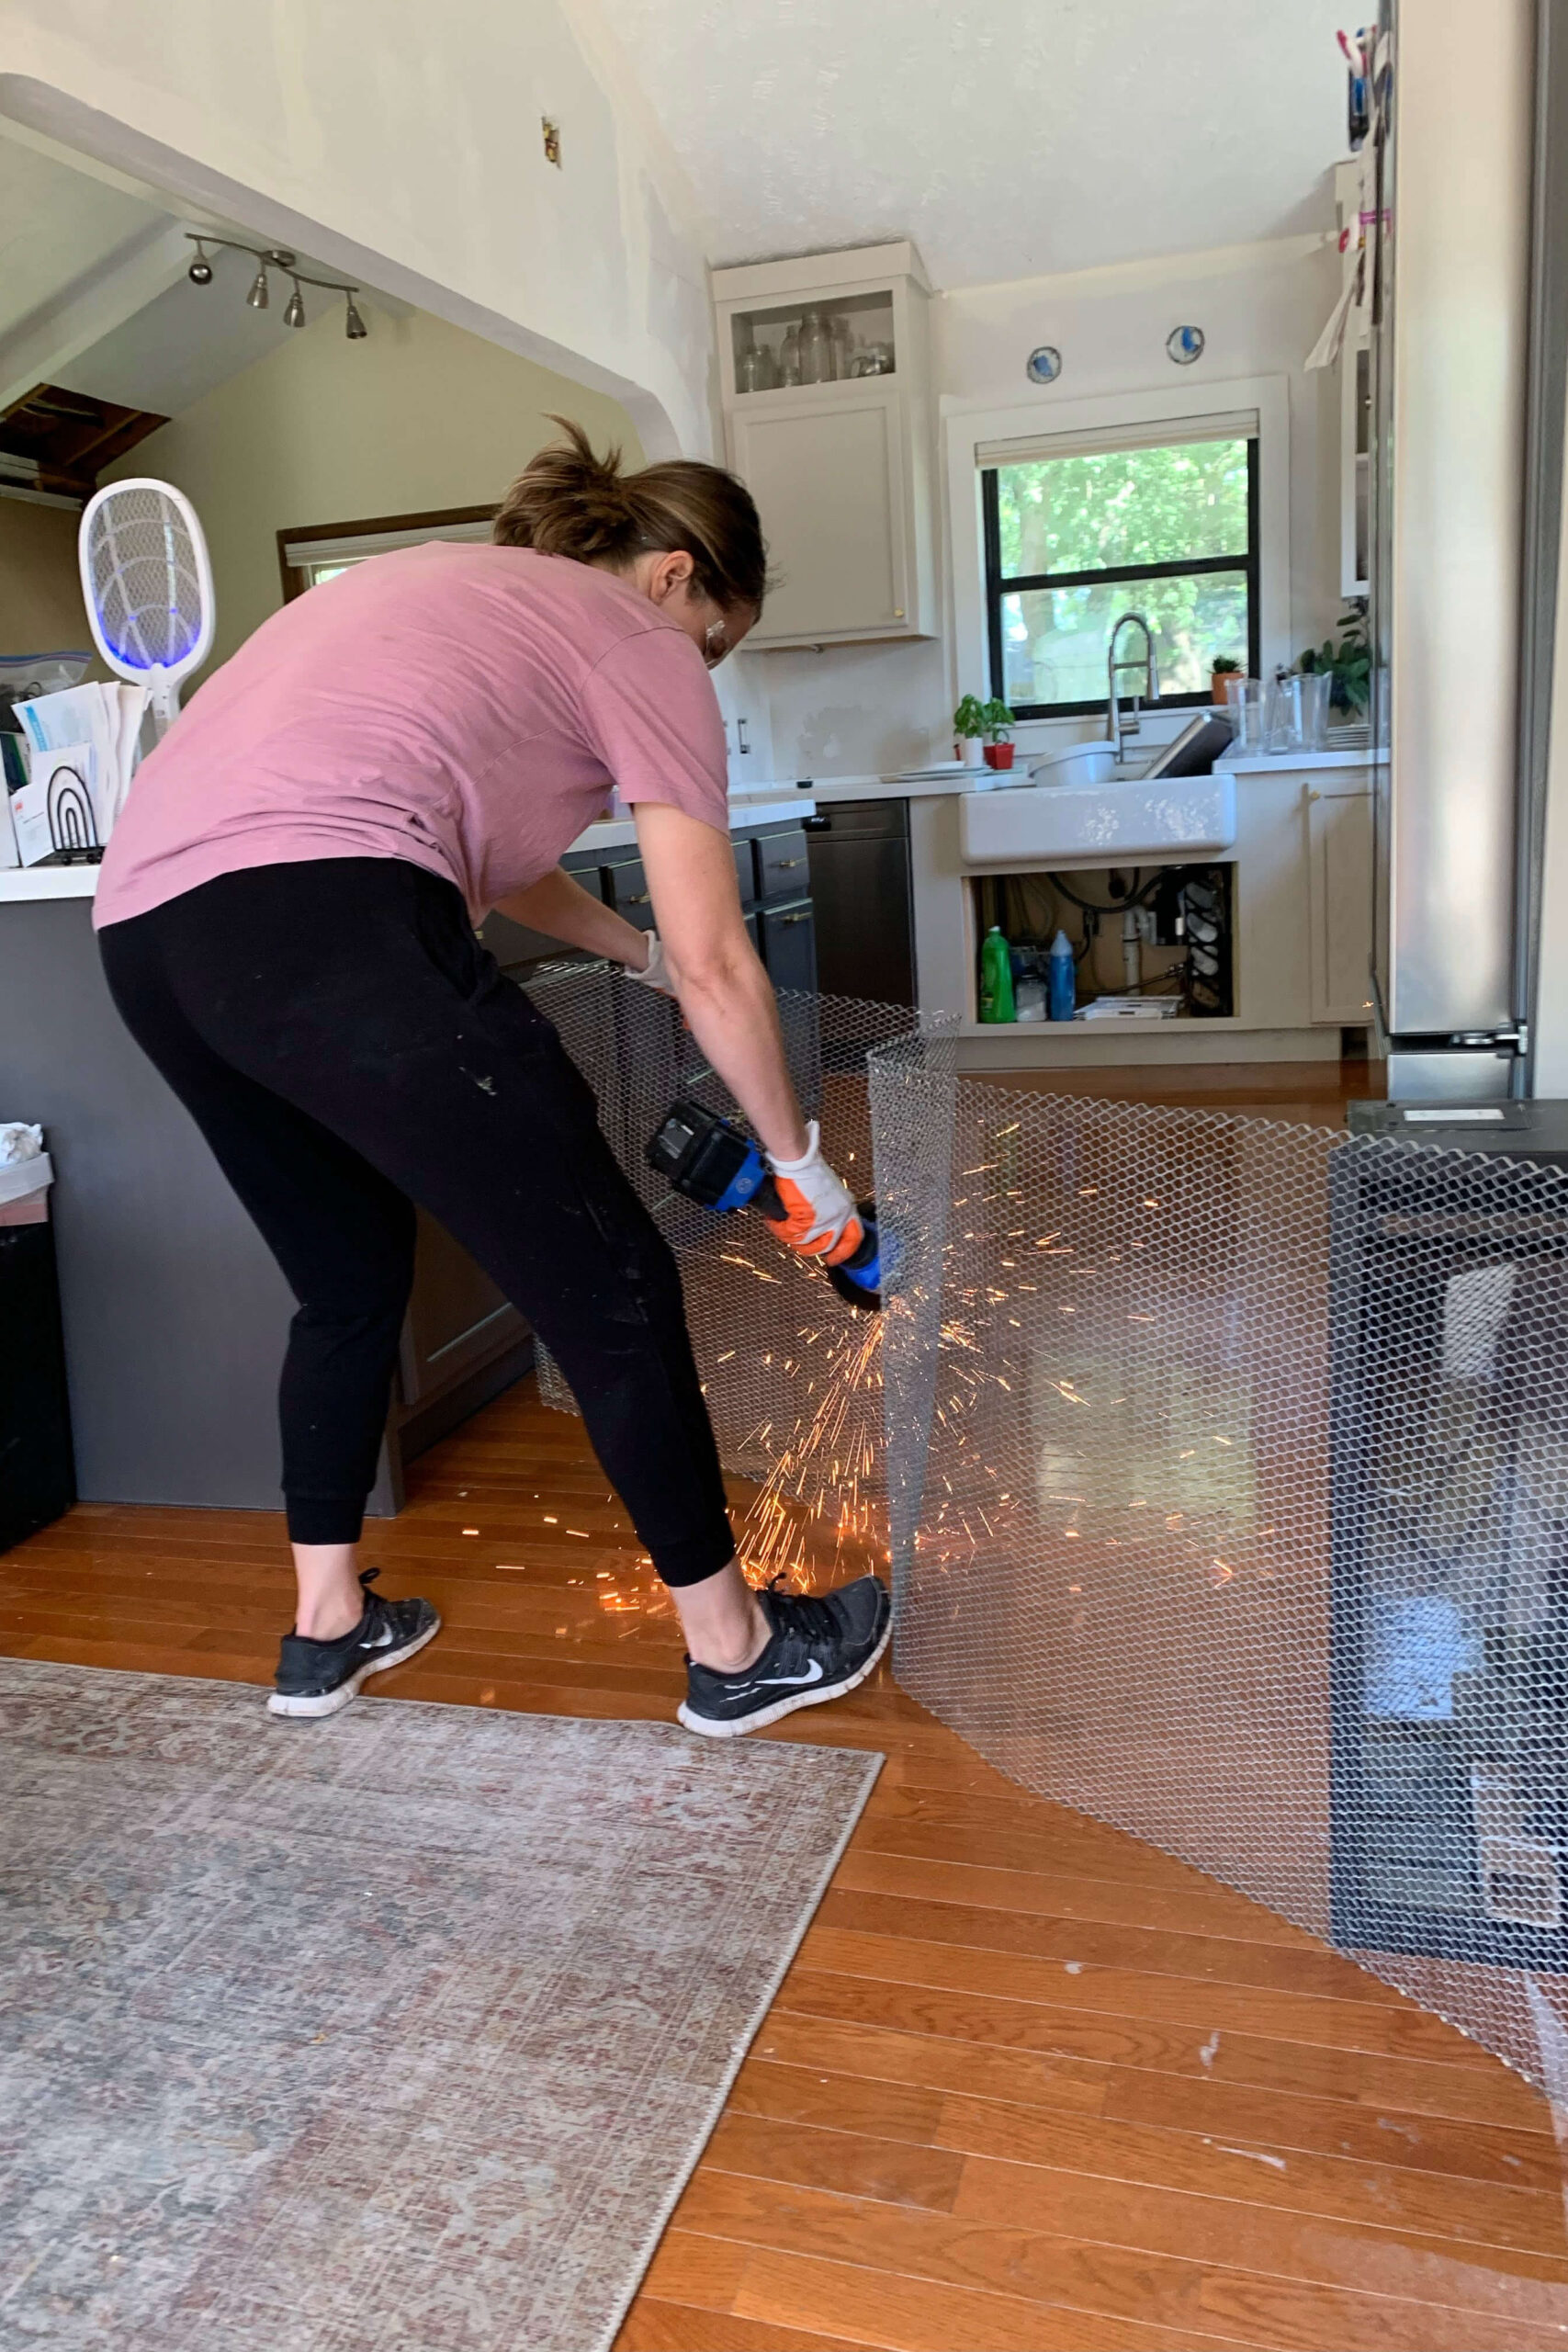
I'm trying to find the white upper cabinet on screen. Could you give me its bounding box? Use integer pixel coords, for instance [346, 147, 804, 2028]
[713, 242, 936, 650]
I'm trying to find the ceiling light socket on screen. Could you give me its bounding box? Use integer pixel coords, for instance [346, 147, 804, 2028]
[542, 117, 562, 167]
[283, 283, 306, 330]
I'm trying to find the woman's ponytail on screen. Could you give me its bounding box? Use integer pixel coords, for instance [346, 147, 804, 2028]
[493, 417, 768, 616]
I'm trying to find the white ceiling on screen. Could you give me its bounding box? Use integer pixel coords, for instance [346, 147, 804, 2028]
[0, 128, 367, 423]
[593, 0, 1349, 287]
[0, 137, 166, 349]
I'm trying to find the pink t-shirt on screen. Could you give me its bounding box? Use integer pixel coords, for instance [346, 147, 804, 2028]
[94, 542, 729, 927]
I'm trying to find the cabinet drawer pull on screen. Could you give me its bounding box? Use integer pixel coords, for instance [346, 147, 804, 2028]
[777, 910, 811, 926]
[773, 856, 805, 869]
[625, 891, 651, 905]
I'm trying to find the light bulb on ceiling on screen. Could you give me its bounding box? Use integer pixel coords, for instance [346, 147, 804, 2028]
[344, 294, 367, 341]
[283, 280, 306, 330]
[186, 240, 213, 286]
[246, 266, 270, 311]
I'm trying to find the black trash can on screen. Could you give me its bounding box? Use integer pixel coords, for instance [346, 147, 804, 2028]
[0, 1148, 75, 1551]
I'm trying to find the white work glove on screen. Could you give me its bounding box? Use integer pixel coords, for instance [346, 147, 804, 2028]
[624, 931, 676, 995]
[764, 1121, 864, 1267]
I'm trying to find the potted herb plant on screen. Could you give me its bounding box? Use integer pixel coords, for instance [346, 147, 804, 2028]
[1212, 653, 1244, 707]
[1300, 605, 1371, 718]
[981, 697, 1016, 771]
[953, 694, 987, 764]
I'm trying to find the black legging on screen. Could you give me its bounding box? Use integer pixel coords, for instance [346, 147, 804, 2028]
[98, 856, 734, 1586]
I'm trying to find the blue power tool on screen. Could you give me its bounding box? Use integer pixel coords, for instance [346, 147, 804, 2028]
[646, 1099, 886, 1311]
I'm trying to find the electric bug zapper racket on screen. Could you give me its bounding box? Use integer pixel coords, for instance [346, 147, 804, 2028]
[78, 478, 216, 741]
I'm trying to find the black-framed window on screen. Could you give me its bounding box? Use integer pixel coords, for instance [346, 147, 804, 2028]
[982, 435, 1259, 719]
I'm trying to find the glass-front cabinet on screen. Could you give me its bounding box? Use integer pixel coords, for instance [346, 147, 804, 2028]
[713, 242, 936, 650]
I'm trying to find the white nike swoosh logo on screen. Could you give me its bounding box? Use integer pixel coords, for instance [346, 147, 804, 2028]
[728, 1660, 825, 1696]
[363, 1625, 396, 1650]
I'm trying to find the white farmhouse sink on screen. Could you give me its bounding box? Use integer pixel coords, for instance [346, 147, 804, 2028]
[960, 738, 1236, 868]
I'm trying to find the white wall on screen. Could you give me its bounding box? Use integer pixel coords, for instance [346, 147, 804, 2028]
[106, 303, 644, 675]
[748, 232, 1345, 782]
[0, 0, 715, 459]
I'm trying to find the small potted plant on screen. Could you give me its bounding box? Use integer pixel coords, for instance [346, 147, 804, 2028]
[1212, 653, 1244, 707]
[953, 694, 987, 764]
[981, 697, 1016, 771]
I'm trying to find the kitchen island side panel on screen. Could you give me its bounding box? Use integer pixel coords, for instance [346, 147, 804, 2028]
[0, 899, 393, 1511]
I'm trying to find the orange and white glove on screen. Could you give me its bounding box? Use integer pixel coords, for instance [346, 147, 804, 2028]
[764, 1122, 864, 1267]
[624, 931, 676, 995]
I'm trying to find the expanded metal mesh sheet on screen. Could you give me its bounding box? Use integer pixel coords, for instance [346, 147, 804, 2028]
[513, 961, 1568, 2086]
[871, 1051, 1568, 2087]
[521, 962, 952, 1580]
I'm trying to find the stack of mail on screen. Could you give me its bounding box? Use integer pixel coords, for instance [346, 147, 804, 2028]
[4, 681, 148, 866]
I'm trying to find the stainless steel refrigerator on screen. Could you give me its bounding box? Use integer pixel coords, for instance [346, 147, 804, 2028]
[1368, 0, 1568, 1101]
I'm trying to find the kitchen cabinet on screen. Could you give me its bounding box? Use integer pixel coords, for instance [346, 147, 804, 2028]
[1308, 784, 1376, 1024]
[730, 392, 911, 642]
[758, 897, 818, 995]
[713, 242, 935, 649]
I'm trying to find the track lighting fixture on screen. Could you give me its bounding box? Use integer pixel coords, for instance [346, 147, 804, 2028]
[185, 234, 368, 340]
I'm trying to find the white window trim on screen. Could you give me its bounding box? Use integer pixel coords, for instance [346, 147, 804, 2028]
[942, 375, 1292, 744]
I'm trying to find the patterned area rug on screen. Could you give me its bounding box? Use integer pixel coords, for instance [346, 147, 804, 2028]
[2, 1661, 882, 2349]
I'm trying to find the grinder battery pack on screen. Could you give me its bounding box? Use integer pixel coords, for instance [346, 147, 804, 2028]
[646, 1099, 886, 1310]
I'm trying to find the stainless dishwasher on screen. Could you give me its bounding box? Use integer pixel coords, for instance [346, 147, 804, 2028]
[801, 797, 916, 1007]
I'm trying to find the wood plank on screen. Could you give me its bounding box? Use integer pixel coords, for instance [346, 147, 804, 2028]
[741, 2030, 1109, 2121]
[614, 2299, 875, 2352]
[795, 1928, 1490, 2067]
[728, 2245, 1249, 2352]
[832, 1845, 1329, 1954]
[815, 1885, 1406, 2006]
[773, 1971, 1553, 2133]
[729, 2057, 1566, 2259]
[1100, 2068, 1562, 2192]
[703, 2110, 964, 2211]
[676, 2170, 1568, 2352]
[949, 2151, 1568, 2330]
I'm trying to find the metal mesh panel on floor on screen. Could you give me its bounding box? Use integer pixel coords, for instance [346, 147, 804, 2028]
[520, 961, 953, 1579]
[869, 1051, 1568, 2090]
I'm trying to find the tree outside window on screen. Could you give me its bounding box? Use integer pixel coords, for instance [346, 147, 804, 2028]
[983, 438, 1258, 718]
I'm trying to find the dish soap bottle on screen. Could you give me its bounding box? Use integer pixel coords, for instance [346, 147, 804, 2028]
[1047, 929, 1077, 1022]
[979, 925, 1016, 1023]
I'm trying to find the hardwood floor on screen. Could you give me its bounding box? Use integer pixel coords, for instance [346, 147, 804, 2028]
[11, 1061, 1564, 2352]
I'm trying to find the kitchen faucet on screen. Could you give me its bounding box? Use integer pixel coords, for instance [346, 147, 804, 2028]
[1107, 613, 1159, 763]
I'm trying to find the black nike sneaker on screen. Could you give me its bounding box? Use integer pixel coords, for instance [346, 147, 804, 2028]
[678, 1574, 891, 1739]
[267, 1569, 441, 1720]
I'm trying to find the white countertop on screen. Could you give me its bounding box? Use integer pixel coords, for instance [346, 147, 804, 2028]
[0, 864, 98, 903]
[1215, 741, 1385, 775]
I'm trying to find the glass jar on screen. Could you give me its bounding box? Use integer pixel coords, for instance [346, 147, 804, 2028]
[830, 315, 853, 379]
[751, 341, 779, 391]
[799, 307, 833, 385]
[735, 339, 761, 395]
[778, 323, 802, 386]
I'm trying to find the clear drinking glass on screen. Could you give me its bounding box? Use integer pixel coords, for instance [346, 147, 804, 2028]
[830, 315, 853, 379]
[1298, 670, 1331, 749]
[1266, 673, 1331, 754]
[779, 324, 802, 386]
[1224, 674, 1269, 751]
